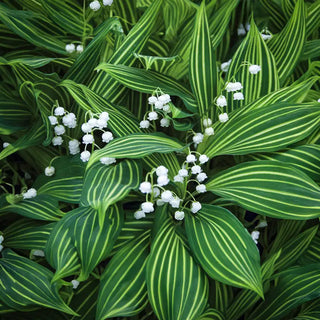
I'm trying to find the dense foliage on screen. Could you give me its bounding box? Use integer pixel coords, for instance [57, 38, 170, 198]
[1, 0, 320, 319]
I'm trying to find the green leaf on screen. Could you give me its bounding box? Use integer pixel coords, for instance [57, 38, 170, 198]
[81, 160, 141, 216]
[206, 160, 320, 220]
[3, 219, 55, 250]
[35, 156, 86, 204]
[251, 144, 320, 182]
[146, 207, 208, 320]
[88, 133, 186, 166]
[96, 231, 150, 320]
[0, 249, 77, 315]
[226, 19, 279, 113]
[248, 264, 320, 320]
[185, 204, 263, 296]
[267, 0, 306, 84]
[0, 195, 62, 221]
[95, 63, 197, 112]
[200, 103, 320, 158]
[189, 2, 217, 117]
[298, 228, 320, 265]
[198, 308, 225, 320]
[74, 205, 123, 281]
[0, 4, 66, 55]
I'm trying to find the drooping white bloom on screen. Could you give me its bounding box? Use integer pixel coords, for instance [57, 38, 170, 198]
[102, 131, 113, 143]
[157, 175, 170, 186]
[196, 184, 206, 193]
[178, 169, 188, 177]
[245, 22, 250, 31]
[191, 202, 202, 213]
[76, 45, 83, 53]
[148, 96, 158, 104]
[99, 112, 110, 121]
[45, 166, 55, 177]
[139, 182, 152, 194]
[158, 94, 171, 104]
[233, 92, 244, 100]
[191, 165, 202, 175]
[174, 211, 185, 220]
[0, 244, 3, 252]
[89, 0, 101, 10]
[52, 136, 63, 146]
[249, 65, 261, 75]
[54, 125, 65, 136]
[80, 150, 91, 162]
[48, 115, 58, 125]
[186, 154, 196, 163]
[141, 202, 154, 213]
[33, 249, 45, 257]
[81, 123, 91, 133]
[2, 142, 9, 148]
[0, 235, 4, 244]
[237, 23, 246, 36]
[251, 230, 260, 244]
[160, 118, 170, 127]
[156, 199, 165, 206]
[82, 134, 94, 145]
[193, 133, 204, 144]
[96, 118, 108, 129]
[170, 197, 181, 208]
[203, 118, 212, 127]
[154, 101, 164, 109]
[23, 188, 37, 199]
[256, 221, 268, 228]
[156, 166, 168, 176]
[152, 187, 160, 197]
[103, 0, 113, 5]
[161, 190, 173, 202]
[205, 127, 214, 136]
[54, 106, 65, 116]
[162, 104, 171, 113]
[225, 82, 243, 92]
[174, 175, 184, 183]
[100, 157, 116, 165]
[134, 210, 146, 220]
[197, 172, 208, 183]
[318, 98, 320, 103]
[88, 118, 98, 128]
[219, 113, 229, 123]
[221, 59, 231, 72]
[216, 95, 227, 107]
[69, 139, 80, 155]
[139, 120, 150, 129]
[148, 111, 158, 121]
[261, 33, 272, 40]
[65, 44, 75, 53]
[62, 113, 77, 128]
[199, 154, 209, 164]
[71, 280, 80, 289]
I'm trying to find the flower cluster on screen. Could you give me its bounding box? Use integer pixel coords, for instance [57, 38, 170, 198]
[140, 93, 172, 129]
[65, 44, 83, 54]
[22, 188, 37, 199]
[0, 234, 4, 252]
[251, 230, 260, 244]
[134, 152, 209, 221]
[89, 0, 113, 11]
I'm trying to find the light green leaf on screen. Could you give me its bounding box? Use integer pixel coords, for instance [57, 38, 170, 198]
[0, 249, 77, 315]
[189, 2, 217, 117]
[198, 308, 225, 320]
[185, 204, 263, 296]
[146, 207, 208, 320]
[206, 160, 320, 220]
[200, 103, 320, 158]
[96, 231, 150, 320]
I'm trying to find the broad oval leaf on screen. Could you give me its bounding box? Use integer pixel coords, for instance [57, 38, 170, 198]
[146, 208, 208, 320]
[200, 103, 320, 158]
[189, 2, 217, 117]
[96, 230, 150, 320]
[0, 249, 77, 315]
[185, 204, 263, 296]
[206, 160, 320, 220]
[248, 264, 320, 320]
[88, 133, 185, 166]
[226, 18, 279, 113]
